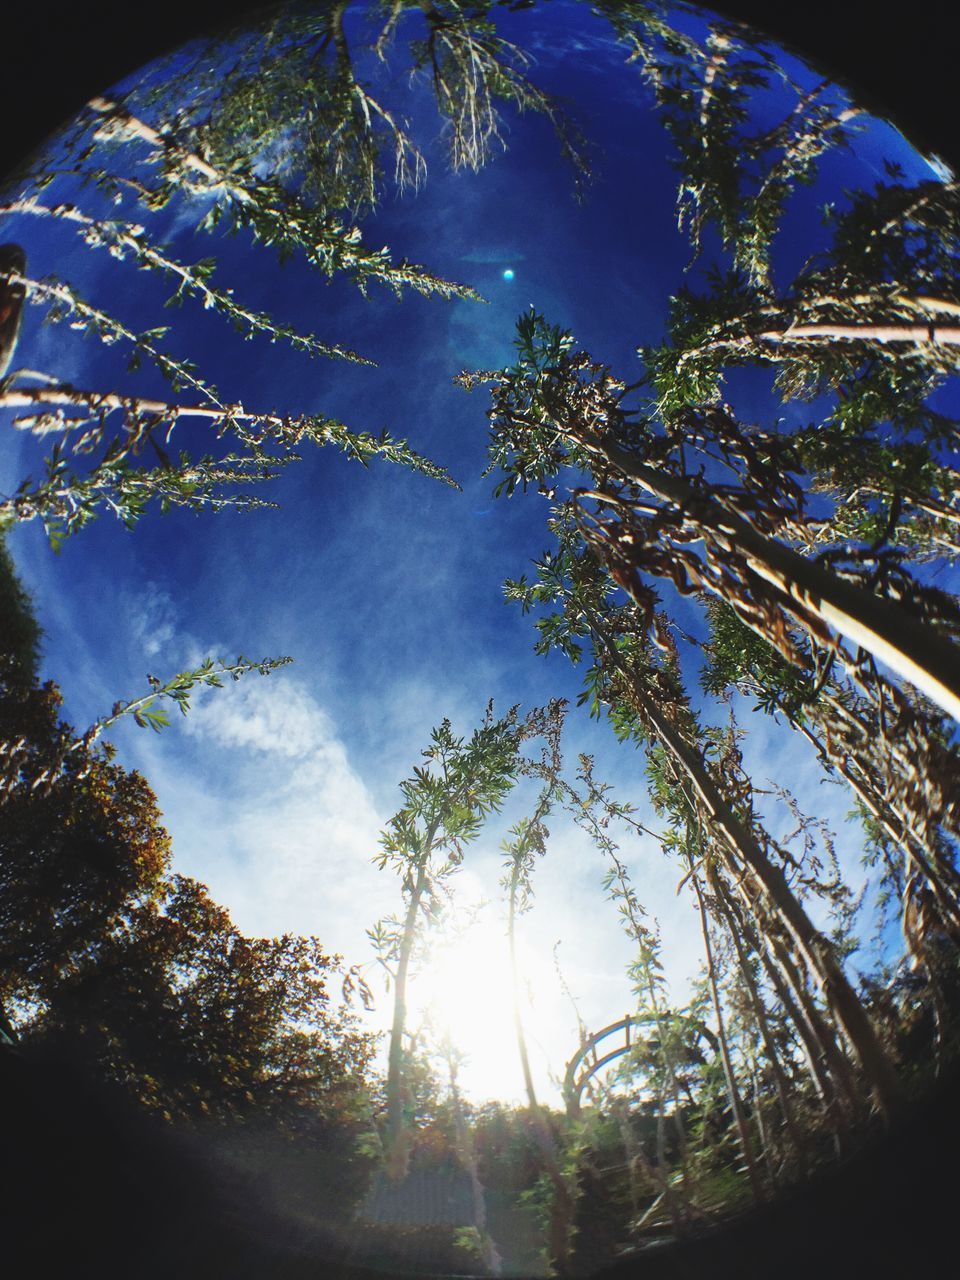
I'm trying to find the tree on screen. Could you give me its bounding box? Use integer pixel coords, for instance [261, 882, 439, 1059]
[0, 655, 295, 1020]
[579, 7, 960, 916]
[604, 854, 700, 1232]
[482, 311, 960, 721]
[478, 467, 903, 1119]
[0, 681, 171, 1032]
[702, 599, 960, 948]
[0, 105, 463, 540]
[27, 872, 374, 1130]
[0, 558, 294, 1034]
[644, 178, 960, 563]
[0, 575, 377, 1223]
[460, 309, 960, 977]
[368, 708, 523, 1179]
[0, 242, 25, 380]
[0, 0, 594, 542]
[129, 0, 588, 213]
[685, 828, 764, 1204]
[500, 781, 580, 1273]
[592, 0, 862, 288]
[0, 526, 42, 683]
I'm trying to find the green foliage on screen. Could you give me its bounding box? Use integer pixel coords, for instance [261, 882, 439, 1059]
[463, 308, 598, 499]
[0, 531, 42, 683]
[133, 0, 590, 211]
[701, 599, 815, 717]
[1, 383, 458, 542]
[641, 176, 960, 562]
[3, 16, 502, 544]
[91, 655, 293, 741]
[451, 1225, 484, 1259]
[372, 710, 522, 892]
[369, 706, 528, 1177]
[594, 1, 862, 287]
[1, 197, 372, 363]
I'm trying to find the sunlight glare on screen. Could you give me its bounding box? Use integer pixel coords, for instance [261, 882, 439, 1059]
[409, 912, 554, 1102]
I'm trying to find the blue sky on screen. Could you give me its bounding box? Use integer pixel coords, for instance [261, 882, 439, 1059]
[1, 1, 953, 1104]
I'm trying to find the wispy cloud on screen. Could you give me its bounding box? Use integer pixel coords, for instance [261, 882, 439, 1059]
[177, 671, 393, 963]
[127, 581, 182, 660]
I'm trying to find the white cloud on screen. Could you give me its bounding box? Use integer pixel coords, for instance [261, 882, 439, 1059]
[127, 581, 180, 659]
[173, 672, 394, 961]
[184, 674, 342, 760]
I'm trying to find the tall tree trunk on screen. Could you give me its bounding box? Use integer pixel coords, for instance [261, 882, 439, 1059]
[607, 647, 903, 1119]
[716, 875, 832, 1094]
[507, 862, 576, 1274]
[708, 863, 807, 1174]
[764, 927, 862, 1115]
[751, 321, 960, 347]
[385, 822, 439, 1180]
[689, 859, 764, 1204]
[720, 876, 853, 1156]
[0, 244, 26, 381]
[750, 1056, 779, 1188]
[605, 849, 695, 1233]
[597, 434, 960, 724]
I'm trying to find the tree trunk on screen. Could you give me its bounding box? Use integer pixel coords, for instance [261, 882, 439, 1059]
[707, 862, 807, 1175]
[716, 875, 832, 1097]
[385, 823, 439, 1180]
[689, 860, 764, 1204]
[610, 653, 903, 1119]
[753, 322, 960, 347]
[507, 861, 576, 1274]
[598, 435, 960, 724]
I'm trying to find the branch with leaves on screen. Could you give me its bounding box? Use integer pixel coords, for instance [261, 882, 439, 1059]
[1, 655, 291, 803]
[593, 1, 862, 287]
[368, 706, 523, 1179]
[0, 380, 457, 542]
[0, 196, 374, 365]
[84, 95, 482, 302]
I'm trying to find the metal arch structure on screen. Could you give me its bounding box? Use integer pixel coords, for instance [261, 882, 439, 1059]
[562, 1014, 655, 1117]
[562, 1012, 720, 1116]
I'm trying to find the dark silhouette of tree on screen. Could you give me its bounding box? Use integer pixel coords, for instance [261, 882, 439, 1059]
[0, 679, 170, 1033]
[0, 242, 25, 380]
[0, 572, 373, 1161]
[0, 528, 41, 683]
[27, 872, 374, 1129]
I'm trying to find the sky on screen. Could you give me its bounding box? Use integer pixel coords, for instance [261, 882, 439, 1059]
[1, 0, 954, 1107]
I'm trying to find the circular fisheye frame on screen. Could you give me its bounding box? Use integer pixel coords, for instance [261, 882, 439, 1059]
[1, 3, 957, 1278]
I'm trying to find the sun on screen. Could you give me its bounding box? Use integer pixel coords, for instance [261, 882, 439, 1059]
[408, 914, 534, 1101]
